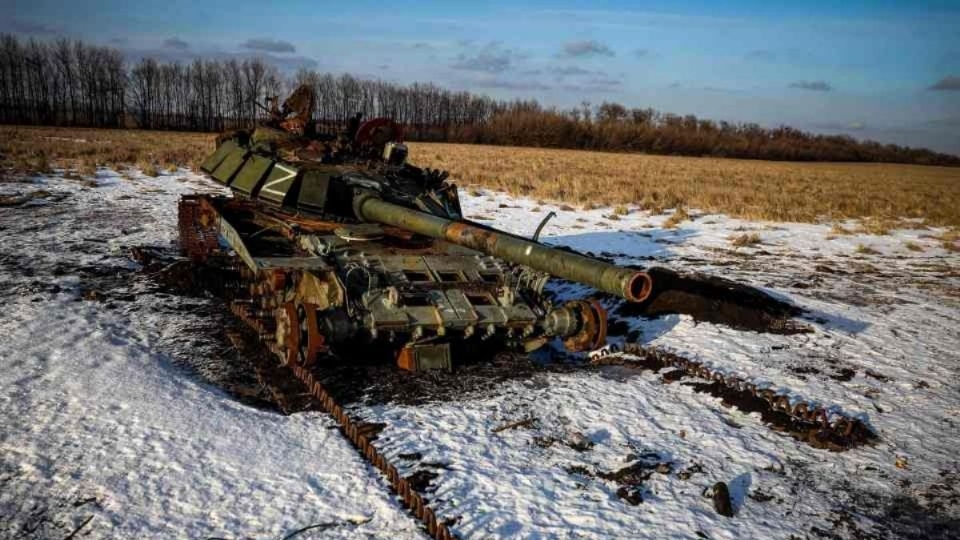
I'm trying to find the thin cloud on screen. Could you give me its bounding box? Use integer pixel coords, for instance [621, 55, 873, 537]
[6, 19, 59, 34]
[928, 76, 960, 91]
[551, 65, 598, 77]
[560, 40, 614, 58]
[470, 77, 549, 91]
[747, 48, 821, 67]
[162, 37, 190, 50]
[451, 42, 524, 74]
[745, 49, 777, 62]
[589, 77, 623, 87]
[241, 38, 295, 54]
[789, 80, 832, 92]
[813, 121, 867, 131]
[703, 86, 736, 93]
[633, 48, 650, 58]
[927, 117, 960, 127]
[562, 76, 623, 93]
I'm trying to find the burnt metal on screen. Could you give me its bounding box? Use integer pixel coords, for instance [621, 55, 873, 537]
[532, 211, 557, 242]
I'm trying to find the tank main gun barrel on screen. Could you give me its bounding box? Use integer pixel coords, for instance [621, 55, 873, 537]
[353, 193, 653, 302]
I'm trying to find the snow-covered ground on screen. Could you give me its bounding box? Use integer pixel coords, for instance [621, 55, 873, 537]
[0, 170, 423, 539]
[1, 167, 958, 539]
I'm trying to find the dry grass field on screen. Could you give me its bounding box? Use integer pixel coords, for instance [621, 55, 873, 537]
[410, 142, 960, 227]
[0, 125, 214, 177]
[2, 125, 958, 230]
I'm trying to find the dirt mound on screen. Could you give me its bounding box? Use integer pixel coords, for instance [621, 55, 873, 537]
[614, 266, 809, 334]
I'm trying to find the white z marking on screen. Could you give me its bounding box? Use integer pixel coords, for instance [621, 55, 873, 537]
[260, 164, 297, 196]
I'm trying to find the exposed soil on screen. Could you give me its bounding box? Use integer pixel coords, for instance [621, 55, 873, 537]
[829, 368, 857, 382]
[406, 470, 439, 493]
[0, 485, 103, 540]
[313, 353, 581, 407]
[595, 452, 672, 506]
[555, 246, 812, 334]
[817, 472, 960, 540]
[614, 266, 810, 334]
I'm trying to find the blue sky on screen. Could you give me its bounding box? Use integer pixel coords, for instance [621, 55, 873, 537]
[4, 0, 960, 154]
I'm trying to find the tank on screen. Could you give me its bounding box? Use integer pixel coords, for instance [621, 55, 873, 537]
[179, 85, 655, 371]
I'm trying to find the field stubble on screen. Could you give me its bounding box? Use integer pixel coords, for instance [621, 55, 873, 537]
[0, 125, 213, 177]
[2, 126, 958, 231]
[411, 142, 960, 228]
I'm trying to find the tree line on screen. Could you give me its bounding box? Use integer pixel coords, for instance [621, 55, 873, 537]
[449, 104, 960, 165]
[1, 34, 956, 165]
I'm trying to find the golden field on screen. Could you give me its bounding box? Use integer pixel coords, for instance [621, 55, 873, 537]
[0, 125, 214, 177]
[2, 125, 959, 228]
[410, 143, 960, 228]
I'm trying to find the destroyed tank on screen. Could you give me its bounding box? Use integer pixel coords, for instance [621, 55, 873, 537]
[173, 87, 874, 540]
[179, 85, 654, 371]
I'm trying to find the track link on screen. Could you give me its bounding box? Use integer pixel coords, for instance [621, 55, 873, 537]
[288, 360, 454, 540]
[229, 302, 456, 540]
[592, 342, 876, 450]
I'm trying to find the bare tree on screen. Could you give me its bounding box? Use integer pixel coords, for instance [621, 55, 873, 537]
[0, 33, 956, 166]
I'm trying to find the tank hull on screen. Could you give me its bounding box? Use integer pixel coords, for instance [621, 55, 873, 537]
[180, 194, 607, 371]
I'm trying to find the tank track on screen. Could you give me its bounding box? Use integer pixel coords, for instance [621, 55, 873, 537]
[591, 343, 876, 451]
[229, 300, 456, 540]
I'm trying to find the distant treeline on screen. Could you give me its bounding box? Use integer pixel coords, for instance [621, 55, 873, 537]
[1, 34, 957, 165]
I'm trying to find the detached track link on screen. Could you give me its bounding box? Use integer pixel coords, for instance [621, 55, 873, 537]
[229, 304, 455, 540]
[594, 343, 875, 450]
[288, 361, 454, 540]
